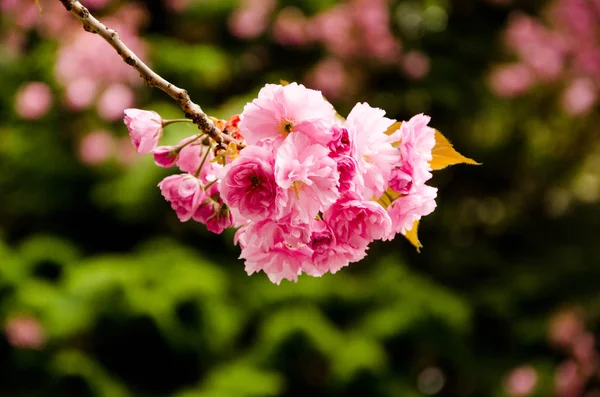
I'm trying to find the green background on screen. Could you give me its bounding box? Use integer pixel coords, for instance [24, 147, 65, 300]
[1, 0, 599, 396]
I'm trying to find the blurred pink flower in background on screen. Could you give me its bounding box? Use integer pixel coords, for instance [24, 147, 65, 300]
[116, 136, 138, 166]
[84, 0, 112, 9]
[310, 5, 358, 59]
[163, 0, 190, 12]
[307, 58, 349, 100]
[272, 7, 308, 46]
[493, 0, 600, 114]
[549, 308, 586, 348]
[561, 78, 598, 116]
[228, 0, 276, 39]
[65, 78, 99, 110]
[55, 19, 146, 95]
[1, 0, 39, 29]
[78, 130, 115, 166]
[488, 64, 534, 97]
[14, 81, 53, 119]
[229, 0, 413, 89]
[546, 308, 600, 397]
[2, 30, 26, 57]
[53, 6, 147, 113]
[555, 360, 585, 397]
[2, 0, 146, 117]
[402, 51, 431, 80]
[504, 365, 538, 396]
[4, 315, 46, 350]
[97, 83, 136, 121]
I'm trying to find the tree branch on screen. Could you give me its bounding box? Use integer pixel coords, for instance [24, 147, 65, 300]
[57, 0, 244, 149]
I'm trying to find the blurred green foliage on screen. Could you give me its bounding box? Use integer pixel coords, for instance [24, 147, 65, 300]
[1, 0, 600, 396]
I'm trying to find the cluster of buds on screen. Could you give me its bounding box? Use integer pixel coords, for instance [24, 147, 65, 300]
[124, 82, 475, 284]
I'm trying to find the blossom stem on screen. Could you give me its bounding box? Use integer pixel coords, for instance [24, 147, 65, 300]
[384, 190, 398, 206]
[56, 0, 245, 150]
[175, 133, 204, 153]
[195, 144, 212, 178]
[204, 180, 218, 190]
[162, 119, 194, 127]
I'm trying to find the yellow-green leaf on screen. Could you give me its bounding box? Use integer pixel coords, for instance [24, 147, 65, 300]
[430, 130, 480, 171]
[384, 121, 401, 136]
[376, 188, 401, 210]
[404, 220, 422, 252]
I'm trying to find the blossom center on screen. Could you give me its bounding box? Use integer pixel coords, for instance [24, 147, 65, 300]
[279, 118, 295, 136]
[250, 175, 261, 188]
[292, 180, 305, 199]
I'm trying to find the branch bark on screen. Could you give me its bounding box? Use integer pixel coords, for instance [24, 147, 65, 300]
[57, 0, 244, 149]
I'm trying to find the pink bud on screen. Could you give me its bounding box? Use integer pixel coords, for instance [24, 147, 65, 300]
[158, 174, 204, 222]
[123, 108, 163, 154]
[153, 146, 178, 168]
[193, 199, 235, 234]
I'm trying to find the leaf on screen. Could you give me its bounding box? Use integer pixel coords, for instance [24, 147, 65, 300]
[376, 188, 401, 210]
[403, 220, 422, 252]
[384, 121, 402, 136]
[430, 130, 480, 171]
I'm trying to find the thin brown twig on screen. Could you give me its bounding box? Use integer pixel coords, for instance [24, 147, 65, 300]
[56, 0, 245, 149]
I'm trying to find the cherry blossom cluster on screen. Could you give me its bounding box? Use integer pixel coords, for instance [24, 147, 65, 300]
[124, 83, 438, 284]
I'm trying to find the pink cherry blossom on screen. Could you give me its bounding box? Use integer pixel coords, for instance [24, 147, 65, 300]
[324, 192, 392, 249]
[193, 199, 235, 234]
[158, 174, 204, 222]
[238, 220, 312, 284]
[132, 82, 450, 282]
[345, 102, 398, 199]
[176, 140, 204, 174]
[334, 155, 362, 194]
[191, 182, 235, 233]
[124, 108, 163, 154]
[239, 82, 336, 145]
[386, 184, 438, 237]
[328, 124, 352, 156]
[220, 145, 278, 221]
[274, 132, 340, 224]
[306, 219, 367, 276]
[389, 113, 436, 193]
[175, 137, 222, 184]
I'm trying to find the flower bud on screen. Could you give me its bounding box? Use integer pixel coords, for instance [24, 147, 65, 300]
[158, 174, 204, 221]
[153, 146, 178, 168]
[123, 108, 163, 154]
